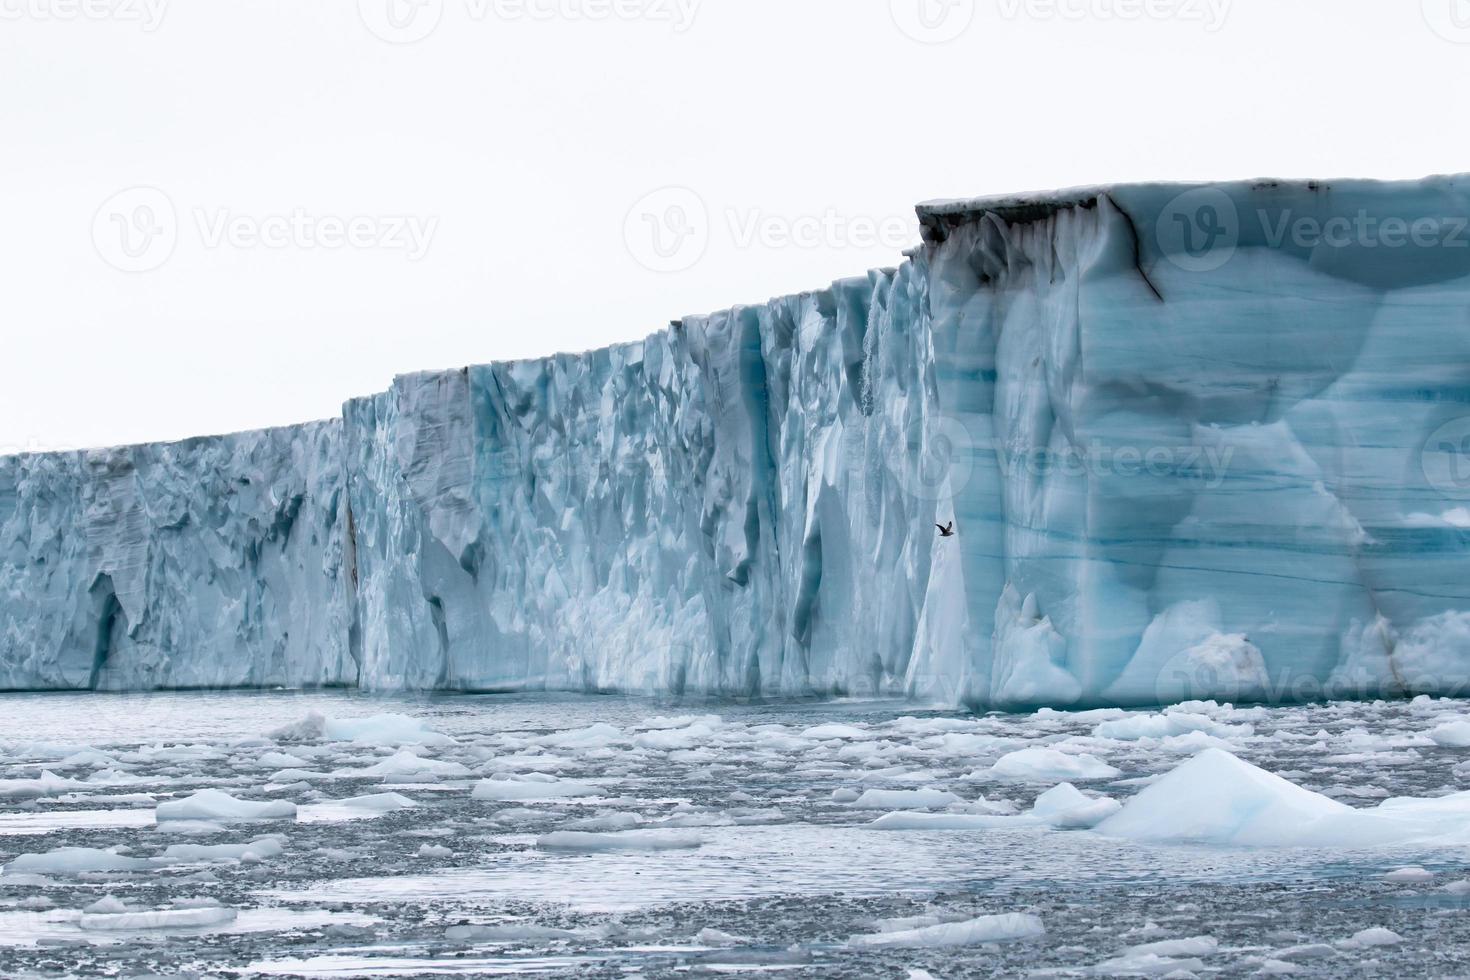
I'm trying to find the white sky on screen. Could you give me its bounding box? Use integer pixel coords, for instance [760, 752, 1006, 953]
[3, 0, 1469, 451]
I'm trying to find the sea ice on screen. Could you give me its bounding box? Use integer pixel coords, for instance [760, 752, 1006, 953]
[847, 788, 965, 811]
[155, 790, 298, 823]
[3, 847, 151, 875]
[848, 913, 1046, 948]
[535, 830, 704, 851]
[470, 777, 601, 802]
[989, 748, 1121, 782]
[79, 907, 238, 931]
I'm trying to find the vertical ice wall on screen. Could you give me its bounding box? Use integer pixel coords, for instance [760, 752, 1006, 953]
[912, 177, 1470, 707]
[4, 176, 1470, 707]
[0, 424, 353, 690]
[343, 266, 942, 696]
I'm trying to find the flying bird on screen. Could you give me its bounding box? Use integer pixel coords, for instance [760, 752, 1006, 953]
[936, 521, 956, 538]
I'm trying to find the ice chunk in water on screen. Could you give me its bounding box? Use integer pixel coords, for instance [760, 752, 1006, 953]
[989, 748, 1121, 782]
[536, 830, 704, 851]
[155, 790, 297, 823]
[848, 913, 1045, 948]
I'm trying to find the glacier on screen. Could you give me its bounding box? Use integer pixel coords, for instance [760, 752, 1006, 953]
[4, 175, 1470, 708]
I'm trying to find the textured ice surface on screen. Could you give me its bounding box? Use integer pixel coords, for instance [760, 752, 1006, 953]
[6, 176, 1470, 708]
[3, 692, 1470, 976]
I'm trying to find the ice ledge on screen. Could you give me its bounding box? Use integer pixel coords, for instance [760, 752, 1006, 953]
[916, 173, 1470, 244]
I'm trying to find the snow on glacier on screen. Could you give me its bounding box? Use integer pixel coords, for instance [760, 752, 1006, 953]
[4, 176, 1470, 708]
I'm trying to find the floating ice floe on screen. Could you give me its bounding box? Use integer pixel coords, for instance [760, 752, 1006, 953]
[988, 748, 1121, 782]
[3, 847, 151, 875]
[848, 913, 1045, 948]
[870, 783, 1117, 831]
[536, 829, 704, 851]
[1028, 783, 1122, 829]
[0, 771, 86, 800]
[847, 788, 964, 811]
[1428, 720, 1470, 748]
[353, 750, 472, 778]
[271, 712, 454, 748]
[1093, 710, 1252, 743]
[159, 838, 284, 865]
[155, 790, 297, 823]
[79, 907, 239, 931]
[471, 777, 601, 802]
[1096, 748, 1470, 847]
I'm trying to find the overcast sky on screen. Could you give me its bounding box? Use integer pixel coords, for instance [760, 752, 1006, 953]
[3, 0, 1468, 451]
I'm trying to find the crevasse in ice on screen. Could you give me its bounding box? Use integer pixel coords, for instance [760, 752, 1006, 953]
[4, 176, 1470, 707]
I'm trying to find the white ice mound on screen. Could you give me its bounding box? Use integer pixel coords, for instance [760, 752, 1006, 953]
[536, 830, 704, 851]
[3, 847, 151, 876]
[355, 750, 472, 778]
[0, 771, 85, 800]
[80, 907, 238, 931]
[1028, 783, 1121, 829]
[322, 714, 454, 747]
[848, 913, 1045, 948]
[1096, 749, 1352, 846]
[471, 777, 601, 802]
[155, 790, 297, 823]
[847, 788, 964, 811]
[989, 748, 1121, 782]
[1096, 748, 1470, 847]
[337, 792, 419, 812]
[158, 838, 284, 865]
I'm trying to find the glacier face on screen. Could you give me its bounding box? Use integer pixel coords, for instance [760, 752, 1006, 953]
[5, 176, 1470, 708]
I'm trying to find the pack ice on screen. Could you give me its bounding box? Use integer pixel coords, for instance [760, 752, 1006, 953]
[4, 176, 1470, 709]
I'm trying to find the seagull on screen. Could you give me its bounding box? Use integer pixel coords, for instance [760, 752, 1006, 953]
[936, 521, 956, 538]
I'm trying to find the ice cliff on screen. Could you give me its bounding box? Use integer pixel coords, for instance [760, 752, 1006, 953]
[5, 175, 1470, 708]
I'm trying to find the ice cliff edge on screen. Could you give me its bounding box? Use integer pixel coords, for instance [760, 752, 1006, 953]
[6, 175, 1470, 708]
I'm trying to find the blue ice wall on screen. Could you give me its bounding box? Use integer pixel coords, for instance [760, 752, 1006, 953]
[4, 176, 1470, 707]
